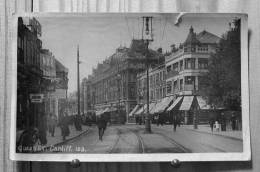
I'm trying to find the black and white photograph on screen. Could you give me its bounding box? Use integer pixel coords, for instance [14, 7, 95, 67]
[10, 13, 250, 162]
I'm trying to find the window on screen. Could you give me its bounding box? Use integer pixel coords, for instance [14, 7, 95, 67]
[163, 87, 166, 97]
[180, 79, 183, 91]
[173, 80, 178, 91]
[163, 71, 166, 80]
[167, 65, 171, 72]
[185, 76, 195, 85]
[167, 81, 172, 94]
[179, 60, 183, 71]
[198, 58, 208, 69]
[198, 45, 208, 52]
[173, 62, 178, 72]
[156, 73, 159, 84]
[185, 58, 195, 69]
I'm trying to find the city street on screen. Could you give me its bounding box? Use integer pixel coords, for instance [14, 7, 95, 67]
[47, 124, 242, 153]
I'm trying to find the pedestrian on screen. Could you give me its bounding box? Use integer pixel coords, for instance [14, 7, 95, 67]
[220, 112, 226, 131]
[49, 114, 57, 137]
[47, 114, 51, 134]
[155, 115, 159, 126]
[96, 114, 107, 141]
[214, 121, 220, 132]
[60, 112, 70, 141]
[209, 118, 214, 132]
[173, 115, 178, 132]
[38, 112, 47, 145]
[231, 112, 236, 130]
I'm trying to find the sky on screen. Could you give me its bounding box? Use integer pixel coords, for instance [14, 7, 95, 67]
[34, 14, 235, 93]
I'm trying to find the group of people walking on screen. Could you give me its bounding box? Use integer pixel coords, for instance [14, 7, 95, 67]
[209, 112, 241, 132]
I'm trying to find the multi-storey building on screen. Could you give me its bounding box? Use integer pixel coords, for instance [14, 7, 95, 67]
[51, 59, 69, 119]
[40, 49, 56, 117]
[165, 26, 221, 124]
[133, 63, 168, 120]
[85, 39, 161, 123]
[17, 17, 44, 130]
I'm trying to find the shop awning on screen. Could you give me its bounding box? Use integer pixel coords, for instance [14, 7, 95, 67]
[196, 96, 211, 110]
[149, 102, 157, 112]
[150, 102, 160, 114]
[134, 104, 147, 115]
[128, 105, 139, 117]
[103, 107, 110, 113]
[167, 96, 183, 111]
[152, 96, 174, 114]
[179, 96, 194, 110]
[109, 107, 117, 112]
[96, 109, 104, 116]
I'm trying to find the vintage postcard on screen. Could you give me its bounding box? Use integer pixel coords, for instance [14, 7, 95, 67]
[10, 13, 250, 162]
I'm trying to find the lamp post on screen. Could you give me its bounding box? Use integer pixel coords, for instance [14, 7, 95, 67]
[142, 16, 153, 133]
[76, 45, 82, 131]
[117, 73, 121, 123]
[192, 77, 198, 129]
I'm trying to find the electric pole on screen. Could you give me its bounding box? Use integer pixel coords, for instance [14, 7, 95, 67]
[142, 16, 153, 133]
[77, 45, 80, 117]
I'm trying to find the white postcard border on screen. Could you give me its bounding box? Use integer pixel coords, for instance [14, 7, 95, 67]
[9, 13, 250, 162]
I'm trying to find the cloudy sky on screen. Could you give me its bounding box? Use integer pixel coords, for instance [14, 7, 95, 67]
[34, 14, 235, 93]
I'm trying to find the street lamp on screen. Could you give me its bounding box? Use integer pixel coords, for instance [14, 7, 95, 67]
[142, 16, 153, 133]
[116, 73, 121, 123]
[190, 77, 198, 129]
[76, 45, 82, 131]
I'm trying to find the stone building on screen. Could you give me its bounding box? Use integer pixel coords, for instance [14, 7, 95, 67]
[85, 39, 161, 123]
[17, 17, 44, 130]
[165, 26, 221, 124]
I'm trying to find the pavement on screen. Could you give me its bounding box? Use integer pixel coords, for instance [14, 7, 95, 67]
[45, 124, 89, 146]
[48, 124, 243, 153]
[180, 124, 242, 140]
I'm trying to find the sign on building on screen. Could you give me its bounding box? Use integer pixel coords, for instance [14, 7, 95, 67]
[29, 94, 44, 103]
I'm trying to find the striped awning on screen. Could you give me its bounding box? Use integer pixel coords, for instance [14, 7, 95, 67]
[197, 96, 211, 110]
[152, 96, 174, 114]
[179, 96, 194, 110]
[134, 104, 147, 115]
[167, 96, 183, 111]
[128, 105, 139, 117]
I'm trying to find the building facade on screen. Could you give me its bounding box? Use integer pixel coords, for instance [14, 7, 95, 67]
[85, 39, 161, 123]
[165, 26, 221, 124]
[165, 26, 220, 97]
[17, 17, 69, 131]
[17, 17, 44, 130]
[137, 64, 166, 105]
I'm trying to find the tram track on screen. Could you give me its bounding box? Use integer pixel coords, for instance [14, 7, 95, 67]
[109, 127, 145, 153]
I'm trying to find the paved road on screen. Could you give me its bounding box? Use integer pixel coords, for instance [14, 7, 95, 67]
[45, 124, 242, 153]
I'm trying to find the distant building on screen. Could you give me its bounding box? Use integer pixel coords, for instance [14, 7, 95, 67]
[40, 49, 56, 118]
[49, 59, 69, 119]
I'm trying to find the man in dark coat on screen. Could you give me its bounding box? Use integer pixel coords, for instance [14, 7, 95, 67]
[173, 115, 178, 132]
[96, 115, 107, 141]
[60, 113, 70, 141]
[209, 118, 214, 132]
